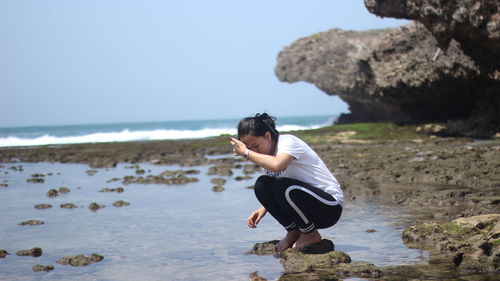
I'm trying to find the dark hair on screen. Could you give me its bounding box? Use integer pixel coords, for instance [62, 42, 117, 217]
[237, 113, 279, 141]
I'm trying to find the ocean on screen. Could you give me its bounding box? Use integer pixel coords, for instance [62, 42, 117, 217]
[0, 115, 337, 148]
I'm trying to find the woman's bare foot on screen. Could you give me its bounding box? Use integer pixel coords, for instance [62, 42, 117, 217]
[292, 230, 322, 250]
[276, 229, 301, 252]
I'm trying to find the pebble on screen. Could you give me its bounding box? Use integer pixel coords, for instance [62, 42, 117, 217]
[0, 249, 9, 258]
[18, 219, 45, 226]
[16, 247, 42, 257]
[60, 203, 78, 209]
[47, 189, 59, 197]
[56, 254, 103, 266]
[212, 186, 225, 192]
[35, 204, 52, 209]
[112, 200, 130, 207]
[32, 264, 54, 272]
[89, 202, 105, 211]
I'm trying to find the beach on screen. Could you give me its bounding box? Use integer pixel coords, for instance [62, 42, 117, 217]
[0, 124, 499, 280]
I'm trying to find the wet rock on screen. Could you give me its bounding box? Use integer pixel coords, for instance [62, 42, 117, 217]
[99, 187, 124, 193]
[402, 214, 500, 273]
[235, 175, 253, 181]
[18, 219, 44, 226]
[300, 239, 335, 254]
[162, 169, 200, 176]
[0, 249, 9, 258]
[366, 229, 376, 233]
[278, 249, 351, 274]
[212, 186, 225, 192]
[210, 178, 227, 186]
[122, 169, 200, 185]
[32, 264, 54, 272]
[89, 159, 117, 168]
[27, 174, 45, 183]
[85, 169, 98, 176]
[35, 204, 52, 209]
[247, 239, 336, 255]
[47, 189, 58, 197]
[334, 261, 383, 279]
[135, 169, 145, 175]
[112, 200, 130, 207]
[246, 240, 280, 255]
[247, 240, 385, 279]
[16, 247, 42, 257]
[89, 202, 105, 211]
[243, 164, 260, 175]
[207, 165, 233, 176]
[106, 177, 121, 183]
[56, 254, 103, 266]
[60, 203, 78, 209]
[245, 185, 255, 189]
[58, 187, 70, 193]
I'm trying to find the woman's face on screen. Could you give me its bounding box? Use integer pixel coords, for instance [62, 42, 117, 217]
[240, 132, 273, 155]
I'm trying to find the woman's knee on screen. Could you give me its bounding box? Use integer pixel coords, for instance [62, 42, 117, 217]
[254, 175, 275, 196]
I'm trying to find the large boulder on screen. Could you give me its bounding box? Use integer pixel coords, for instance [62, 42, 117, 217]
[364, 0, 499, 74]
[402, 214, 500, 273]
[246, 240, 383, 279]
[275, 1, 499, 138]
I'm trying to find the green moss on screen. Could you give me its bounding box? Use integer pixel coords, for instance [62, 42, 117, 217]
[291, 123, 422, 144]
[442, 223, 469, 236]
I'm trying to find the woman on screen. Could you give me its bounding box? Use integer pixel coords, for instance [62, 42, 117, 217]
[230, 113, 343, 252]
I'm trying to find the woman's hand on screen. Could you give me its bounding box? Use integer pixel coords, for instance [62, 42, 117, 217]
[246, 206, 267, 228]
[230, 137, 247, 157]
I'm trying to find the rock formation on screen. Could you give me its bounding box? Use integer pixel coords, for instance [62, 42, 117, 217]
[364, 0, 499, 74]
[402, 214, 500, 273]
[275, 0, 499, 138]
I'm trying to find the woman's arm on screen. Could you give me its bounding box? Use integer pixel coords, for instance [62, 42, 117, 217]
[230, 137, 294, 172]
[246, 206, 267, 228]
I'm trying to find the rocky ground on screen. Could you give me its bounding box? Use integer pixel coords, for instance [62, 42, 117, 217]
[0, 124, 499, 279]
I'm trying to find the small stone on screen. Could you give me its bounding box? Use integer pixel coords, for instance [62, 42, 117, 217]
[89, 202, 105, 211]
[60, 203, 78, 209]
[366, 229, 377, 233]
[210, 178, 227, 185]
[27, 178, 45, 183]
[58, 187, 70, 193]
[16, 247, 42, 257]
[86, 169, 98, 176]
[18, 219, 45, 226]
[212, 186, 225, 192]
[0, 249, 9, 258]
[35, 204, 52, 209]
[47, 189, 59, 197]
[32, 264, 54, 272]
[235, 175, 253, 181]
[136, 169, 145, 175]
[99, 187, 124, 193]
[112, 200, 130, 207]
[56, 254, 104, 266]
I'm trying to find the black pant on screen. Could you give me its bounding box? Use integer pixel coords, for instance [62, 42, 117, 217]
[254, 175, 342, 234]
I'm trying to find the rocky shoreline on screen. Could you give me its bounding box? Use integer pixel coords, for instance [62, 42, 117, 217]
[0, 126, 498, 279]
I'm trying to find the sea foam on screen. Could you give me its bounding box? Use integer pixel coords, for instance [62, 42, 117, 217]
[0, 116, 333, 147]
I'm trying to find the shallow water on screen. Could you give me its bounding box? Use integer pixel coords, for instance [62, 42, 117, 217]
[0, 161, 428, 281]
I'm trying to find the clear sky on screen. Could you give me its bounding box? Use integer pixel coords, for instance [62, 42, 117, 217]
[0, 0, 408, 128]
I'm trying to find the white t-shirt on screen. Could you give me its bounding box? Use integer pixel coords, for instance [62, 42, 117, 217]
[265, 134, 344, 205]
